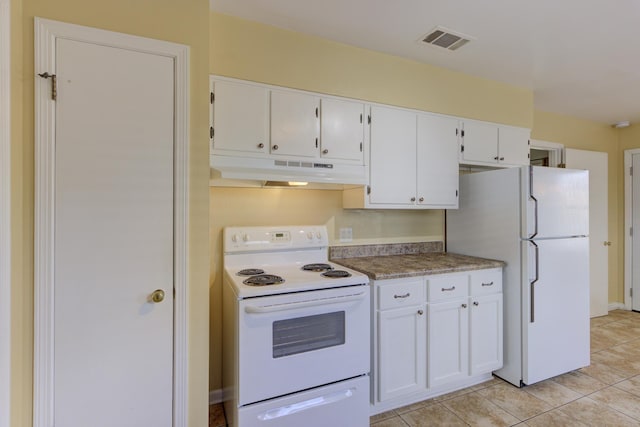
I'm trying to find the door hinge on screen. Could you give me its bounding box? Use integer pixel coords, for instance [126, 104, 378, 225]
[366, 185, 371, 195]
[38, 72, 57, 101]
[631, 288, 634, 297]
[210, 92, 214, 104]
[210, 126, 214, 139]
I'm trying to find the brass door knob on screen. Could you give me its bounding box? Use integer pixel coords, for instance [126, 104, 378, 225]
[150, 289, 165, 303]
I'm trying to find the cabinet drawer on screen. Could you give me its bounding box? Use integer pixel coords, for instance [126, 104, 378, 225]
[470, 269, 502, 296]
[378, 278, 425, 310]
[427, 274, 468, 302]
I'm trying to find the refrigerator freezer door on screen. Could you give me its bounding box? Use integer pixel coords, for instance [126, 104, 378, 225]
[522, 237, 590, 385]
[523, 166, 589, 239]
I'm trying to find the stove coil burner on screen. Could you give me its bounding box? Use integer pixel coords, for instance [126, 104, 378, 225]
[242, 274, 285, 286]
[237, 268, 265, 276]
[302, 263, 333, 272]
[321, 270, 352, 278]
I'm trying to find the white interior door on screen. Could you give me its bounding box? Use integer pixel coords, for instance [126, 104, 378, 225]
[565, 148, 609, 317]
[54, 38, 174, 427]
[632, 154, 640, 310]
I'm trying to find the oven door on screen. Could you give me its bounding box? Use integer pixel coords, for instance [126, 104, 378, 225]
[238, 285, 370, 406]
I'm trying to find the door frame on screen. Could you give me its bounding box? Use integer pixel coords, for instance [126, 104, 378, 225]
[624, 148, 640, 310]
[0, 0, 11, 426]
[33, 18, 190, 427]
[530, 139, 564, 167]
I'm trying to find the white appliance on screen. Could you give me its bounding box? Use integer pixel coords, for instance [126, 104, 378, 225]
[222, 225, 371, 427]
[446, 166, 590, 386]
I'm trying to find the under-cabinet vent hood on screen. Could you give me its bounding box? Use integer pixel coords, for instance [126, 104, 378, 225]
[210, 154, 367, 186]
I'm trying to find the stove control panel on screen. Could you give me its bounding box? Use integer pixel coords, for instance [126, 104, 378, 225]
[224, 225, 329, 252]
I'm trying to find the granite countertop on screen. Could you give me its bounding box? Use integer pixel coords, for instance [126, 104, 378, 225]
[330, 243, 504, 280]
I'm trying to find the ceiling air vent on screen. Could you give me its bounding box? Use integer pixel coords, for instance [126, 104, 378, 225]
[420, 27, 473, 51]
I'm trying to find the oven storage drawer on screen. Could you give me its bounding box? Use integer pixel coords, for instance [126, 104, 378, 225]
[237, 375, 369, 427]
[238, 285, 370, 406]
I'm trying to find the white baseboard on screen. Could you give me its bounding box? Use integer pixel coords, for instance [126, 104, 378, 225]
[608, 302, 625, 311]
[209, 389, 224, 405]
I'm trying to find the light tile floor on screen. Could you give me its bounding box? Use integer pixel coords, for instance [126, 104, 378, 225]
[209, 310, 640, 427]
[371, 309, 640, 427]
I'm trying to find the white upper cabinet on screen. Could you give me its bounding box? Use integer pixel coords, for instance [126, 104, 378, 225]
[320, 98, 365, 162]
[460, 119, 530, 167]
[211, 80, 269, 155]
[416, 113, 459, 208]
[270, 90, 320, 158]
[369, 105, 417, 205]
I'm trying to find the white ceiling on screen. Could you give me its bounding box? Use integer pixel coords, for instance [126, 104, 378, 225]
[210, 0, 640, 126]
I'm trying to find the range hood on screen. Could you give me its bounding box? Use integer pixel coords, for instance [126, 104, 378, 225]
[210, 154, 368, 186]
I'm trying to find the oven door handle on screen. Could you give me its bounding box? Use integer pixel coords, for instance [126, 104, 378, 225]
[244, 291, 366, 314]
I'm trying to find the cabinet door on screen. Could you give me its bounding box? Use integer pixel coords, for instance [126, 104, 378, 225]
[469, 293, 503, 375]
[416, 114, 459, 208]
[428, 299, 469, 388]
[271, 90, 320, 157]
[461, 120, 498, 165]
[320, 98, 365, 162]
[498, 126, 530, 166]
[378, 305, 426, 402]
[212, 80, 269, 154]
[369, 106, 417, 205]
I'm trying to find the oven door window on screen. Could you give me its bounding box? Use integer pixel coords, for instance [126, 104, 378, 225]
[273, 311, 345, 358]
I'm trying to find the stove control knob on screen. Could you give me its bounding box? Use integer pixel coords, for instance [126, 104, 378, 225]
[231, 234, 238, 243]
[316, 232, 322, 239]
[307, 232, 314, 240]
[242, 234, 250, 242]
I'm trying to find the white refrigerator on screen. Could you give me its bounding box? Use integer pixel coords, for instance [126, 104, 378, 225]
[447, 166, 590, 386]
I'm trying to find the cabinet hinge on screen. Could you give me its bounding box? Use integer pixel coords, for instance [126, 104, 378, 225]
[210, 126, 214, 139]
[368, 115, 371, 125]
[210, 92, 214, 104]
[461, 145, 465, 153]
[360, 142, 363, 152]
[456, 189, 458, 197]
[315, 107, 319, 118]
[360, 113, 363, 124]
[461, 130, 465, 137]
[38, 72, 57, 101]
[456, 128, 459, 136]
[528, 139, 530, 145]
[528, 153, 530, 159]
[367, 185, 371, 195]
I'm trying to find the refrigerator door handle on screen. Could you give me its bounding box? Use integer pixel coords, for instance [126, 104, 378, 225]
[530, 240, 539, 323]
[529, 166, 539, 239]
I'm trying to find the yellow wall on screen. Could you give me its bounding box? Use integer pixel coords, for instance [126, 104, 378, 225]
[208, 12, 536, 391]
[531, 110, 621, 303]
[10, 0, 210, 425]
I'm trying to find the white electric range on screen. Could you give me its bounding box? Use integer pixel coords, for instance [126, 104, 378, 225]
[222, 225, 370, 427]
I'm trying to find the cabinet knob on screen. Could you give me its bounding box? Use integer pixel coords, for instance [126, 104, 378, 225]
[417, 309, 424, 315]
[461, 303, 467, 308]
[410, 197, 416, 202]
[257, 143, 264, 149]
[493, 156, 499, 160]
[419, 197, 424, 202]
[272, 144, 279, 150]
[473, 301, 479, 306]
[499, 157, 505, 161]
[323, 149, 329, 154]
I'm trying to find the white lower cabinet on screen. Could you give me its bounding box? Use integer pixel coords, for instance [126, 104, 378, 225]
[372, 268, 503, 413]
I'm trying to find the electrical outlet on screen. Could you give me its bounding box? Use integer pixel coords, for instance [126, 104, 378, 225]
[339, 227, 353, 242]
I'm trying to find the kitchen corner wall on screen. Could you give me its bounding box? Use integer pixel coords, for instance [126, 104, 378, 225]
[208, 11, 534, 392]
[11, 1, 210, 426]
